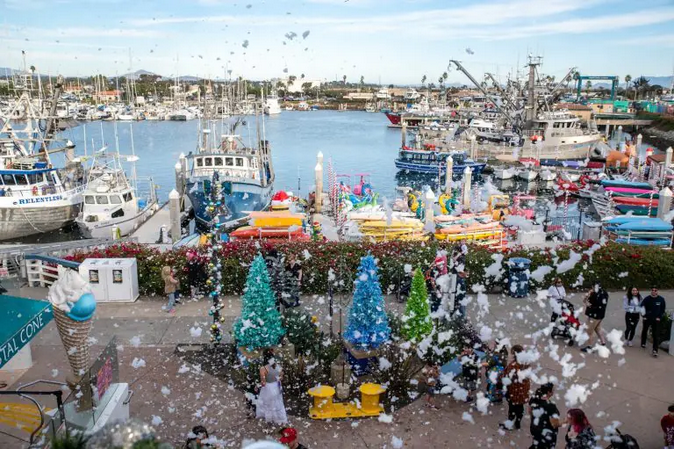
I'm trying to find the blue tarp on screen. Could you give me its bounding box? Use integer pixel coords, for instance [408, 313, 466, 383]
[0, 295, 53, 369]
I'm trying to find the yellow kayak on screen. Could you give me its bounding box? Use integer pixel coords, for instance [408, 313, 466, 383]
[249, 211, 305, 227]
[435, 229, 504, 241]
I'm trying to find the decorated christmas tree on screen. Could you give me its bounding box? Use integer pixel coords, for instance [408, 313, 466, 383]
[234, 254, 286, 350]
[344, 255, 391, 349]
[401, 268, 433, 342]
[205, 172, 227, 343]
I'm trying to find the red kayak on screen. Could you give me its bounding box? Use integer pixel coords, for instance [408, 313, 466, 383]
[230, 226, 308, 240]
[612, 196, 659, 206]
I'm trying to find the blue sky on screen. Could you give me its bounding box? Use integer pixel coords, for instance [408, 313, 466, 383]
[1, 0, 673, 85]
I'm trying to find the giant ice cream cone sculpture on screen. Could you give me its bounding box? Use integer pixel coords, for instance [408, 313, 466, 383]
[47, 267, 96, 389]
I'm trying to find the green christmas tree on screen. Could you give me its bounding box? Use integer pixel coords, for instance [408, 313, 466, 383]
[234, 254, 286, 350]
[401, 268, 433, 342]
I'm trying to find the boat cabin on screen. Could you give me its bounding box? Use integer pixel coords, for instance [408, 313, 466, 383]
[82, 187, 138, 222]
[191, 153, 260, 180]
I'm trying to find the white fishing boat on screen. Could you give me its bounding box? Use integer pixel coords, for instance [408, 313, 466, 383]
[517, 168, 538, 181]
[0, 73, 89, 241]
[76, 144, 158, 239]
[264, 94, 282, 115]
[493, 167, 516, 180]
[168, 109, 196, 121]
[539, 169, 557, 182]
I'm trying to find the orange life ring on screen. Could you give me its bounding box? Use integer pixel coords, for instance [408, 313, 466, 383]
[32, 185, 38, 196]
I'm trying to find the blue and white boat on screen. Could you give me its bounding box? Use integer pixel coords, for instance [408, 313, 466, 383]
[394, 148, 486, 176]
[183, 118, 275, 231]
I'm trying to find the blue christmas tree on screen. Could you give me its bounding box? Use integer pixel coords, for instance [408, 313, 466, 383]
[234, 254, 286, 350]
[344, 255, 391, 349]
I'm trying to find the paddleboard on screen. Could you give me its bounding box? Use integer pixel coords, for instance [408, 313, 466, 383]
[615, 238, 671, 246]
[605, 186, 657, 194]
[600, 180, 653, 189]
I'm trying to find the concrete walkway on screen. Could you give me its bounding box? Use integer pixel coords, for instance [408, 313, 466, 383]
[2, 286, 672, 448]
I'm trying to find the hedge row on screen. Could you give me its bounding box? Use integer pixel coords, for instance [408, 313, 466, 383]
[63, 240, 674, 298]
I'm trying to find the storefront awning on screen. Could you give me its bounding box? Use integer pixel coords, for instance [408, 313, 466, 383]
[0, 295, 53, 369]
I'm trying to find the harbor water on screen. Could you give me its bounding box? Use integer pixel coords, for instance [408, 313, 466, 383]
[27, 110, 644, 243]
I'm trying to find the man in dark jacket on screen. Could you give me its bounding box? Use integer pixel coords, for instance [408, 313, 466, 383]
[581, 283, 608, 352]
[641, 287, 667, 357]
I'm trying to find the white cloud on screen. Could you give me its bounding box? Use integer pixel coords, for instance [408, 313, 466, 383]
[613, 33, 674, 47]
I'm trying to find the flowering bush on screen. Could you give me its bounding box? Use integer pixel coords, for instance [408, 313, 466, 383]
[65, 240, 674, 297]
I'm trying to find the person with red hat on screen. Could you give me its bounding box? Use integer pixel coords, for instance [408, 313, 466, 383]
[279, 427, 308, 449]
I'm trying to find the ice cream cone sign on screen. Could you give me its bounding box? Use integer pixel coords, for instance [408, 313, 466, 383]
[47, 267, 96, 386]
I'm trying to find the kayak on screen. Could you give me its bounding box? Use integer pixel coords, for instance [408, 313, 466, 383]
[615, 205, 657, 216]
[438, 222, 502, 234]
[609, 191, 660, 199]
[435, 229, 504, 241]
[249, 211, 305, 228]
[617, 218, 673, 232]
[605, 186, 657, 194]
[600, 179, 653, 189]
[230, 226, 307, 240]
[615, 237, 672, 246]
[612, 197, 659, 206]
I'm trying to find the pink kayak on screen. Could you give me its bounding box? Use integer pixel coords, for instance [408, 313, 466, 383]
[605, 186, 657, 194]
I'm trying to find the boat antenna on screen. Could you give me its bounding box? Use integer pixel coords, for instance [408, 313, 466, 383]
[129, 123, 138, 192]
[83, 123, 87, 157]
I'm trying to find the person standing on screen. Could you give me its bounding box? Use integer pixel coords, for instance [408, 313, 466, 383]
[564, 409, 596, 449]
[580, 283, 608, 352]
[501, 345, 531, 431]
[528, 383, 561, 449]
[460, 345, 480, 403]
[662, 404, 674, 449]
[256, 349, 288, 425]
[640, 287, 667, 357]
[623, 287, 642, 346]
[161, 266, 179, 314]
[186, 250, 205, 299]
[422, 362, 440, 410]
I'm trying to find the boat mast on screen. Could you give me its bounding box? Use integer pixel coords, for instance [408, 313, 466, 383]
[449, 60, 512, 125]
[129, 123, 139, 192]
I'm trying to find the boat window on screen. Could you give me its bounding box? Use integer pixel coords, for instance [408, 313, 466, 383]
[111, 208, 124, 218]
[225, 157, 233, 166]
[110, 195, 122, 204]
[236, 158, 244, 167]
[27, 174, 39, 184]
[14, 175, 28, 185]
[96, 195, 109, 204]
[214, 157, 223, 166]
[196, 158, 203, 167]
[1, 174, 13, 185]
[204, 157, 213, 167]
[123, 192, 133, 202]
[85, 195, 95, 205]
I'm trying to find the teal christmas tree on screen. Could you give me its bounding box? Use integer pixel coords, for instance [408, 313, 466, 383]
[401, 268, 433, 342]
[344, 255, 391, 349]
[234, 254, 286, 350]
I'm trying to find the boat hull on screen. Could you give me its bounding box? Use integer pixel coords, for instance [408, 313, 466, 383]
[394, 160, 486, 175]
[76, 202, 159, 239]
[187, 180, 274, 230]
[0, 186, 85, 241]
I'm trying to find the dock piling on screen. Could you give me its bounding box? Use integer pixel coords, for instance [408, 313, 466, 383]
[663, 147, 673, 185]
[657, 187, 672, 220]
[462, 166, 472, 208]
[169, 189, 181, 243]
[444, 155, 453, 194]
[315, 152, 324, 213]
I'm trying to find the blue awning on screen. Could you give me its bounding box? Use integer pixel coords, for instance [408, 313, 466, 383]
[0, 295, 53, 369]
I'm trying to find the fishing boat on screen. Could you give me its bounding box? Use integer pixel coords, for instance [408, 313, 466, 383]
[516, 158, 539, 181]
[394, 149, 486, 175]
[0, 73, 89, 241]
[183, 114, 275, 231]
[539, 168, 557, 182]
[263, 93, 282, 115]
[75, 138, 159, 239]
[493, 167, 516, 180]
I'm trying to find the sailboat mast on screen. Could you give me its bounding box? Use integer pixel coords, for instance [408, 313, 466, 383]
[130, 123, 138, 192]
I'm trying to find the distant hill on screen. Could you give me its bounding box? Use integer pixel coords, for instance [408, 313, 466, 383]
[118, 69, 160, 80]
[592, 76, 673, 89]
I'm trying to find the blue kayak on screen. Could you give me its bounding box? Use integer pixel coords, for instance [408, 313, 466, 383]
[616, 238, 672, 246]
[617, 218, 673, 232]
[605, 216, 652, 225]
[600, 179, 653, 190]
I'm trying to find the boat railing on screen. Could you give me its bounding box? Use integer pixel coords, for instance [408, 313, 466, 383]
[0, 182, 71, 199]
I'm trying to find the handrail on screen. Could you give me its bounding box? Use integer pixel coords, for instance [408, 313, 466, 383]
[24, 254, 80, 269]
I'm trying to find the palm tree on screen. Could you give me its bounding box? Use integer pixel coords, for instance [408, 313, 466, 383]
[624, 74, 632, 99]
[632, 76, 650, 100]
[359, 75, 364, 87]
[585, 80, 592, 95]
[342, 74, 347, 85]
[421, 75, 427, 87]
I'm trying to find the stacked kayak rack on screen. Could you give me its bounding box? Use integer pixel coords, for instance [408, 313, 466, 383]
[602, 216, 674, 247]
